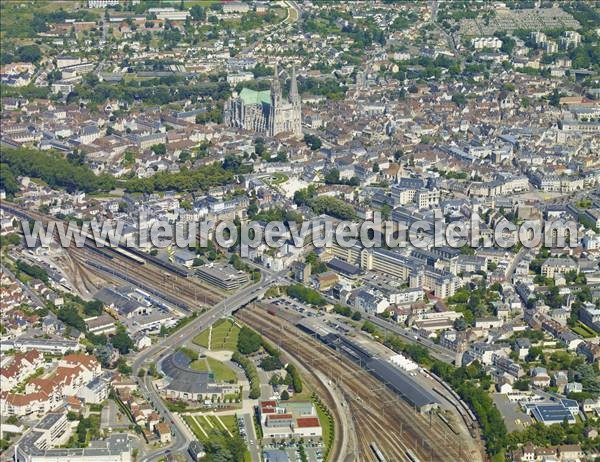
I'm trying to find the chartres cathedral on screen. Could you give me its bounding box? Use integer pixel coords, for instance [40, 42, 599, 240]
[224, 63, 302, 138]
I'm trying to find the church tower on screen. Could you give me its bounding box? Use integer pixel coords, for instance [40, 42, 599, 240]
[289, 65, 302, 138]
[269, 63, 282, 136]
[290, 65, 299, 104]
[226, 61, 302, 138]
[271, 62, 282, 104]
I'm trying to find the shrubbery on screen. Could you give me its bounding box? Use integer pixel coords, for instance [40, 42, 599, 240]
[231, 351, 260, 399]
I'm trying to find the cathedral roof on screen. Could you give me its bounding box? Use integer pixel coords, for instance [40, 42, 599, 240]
[239, 88, 271, 106]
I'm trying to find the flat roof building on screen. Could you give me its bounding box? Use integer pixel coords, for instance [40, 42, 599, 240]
[326, 258, 362, 278]
[195, 264, 250, 291]
[16, 412, 132, 462]
[525, 401, 577, 426]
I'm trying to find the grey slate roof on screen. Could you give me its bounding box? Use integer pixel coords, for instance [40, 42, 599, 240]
[160, 351, 226, 395]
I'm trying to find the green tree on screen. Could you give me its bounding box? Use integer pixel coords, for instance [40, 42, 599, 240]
[16, 45, 42, 63]
[285, 363, 302, 393]
[237, 326, 262, 354]
[57, 307, 86, 332]
[260, 356, 283, 371]
[0, 234, 20, 247]
[303, 133, 322, 151]
[286, 284, 326, 306]
[2, 148, 115, 193]
[111, 328, 134, 354]
[451, 93, 467, 107]
[84, 300, 104, 317]
[361, 320, 377, 334]
[150, 144, 166, 155]
[190, 5, 206, 20]
[16, 260, 49, 282]
[0, 164, 19, 196]
[549, 89, 561, 107]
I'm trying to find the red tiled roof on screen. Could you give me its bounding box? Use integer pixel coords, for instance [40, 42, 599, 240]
[267, 413, 293, 421]
[1, 350, 42, 379]
[296, 417, 320, 428]
[5, 391, 48, 406]
[1, 364, 19, 379]
[156, 423, 170, 434]
[261, 406, 276, 414]
[261, 400, 277, 407]
[62, 353, 99, 370]
[66, 395, 83, 407]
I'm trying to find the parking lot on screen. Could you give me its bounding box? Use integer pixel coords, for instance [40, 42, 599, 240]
[270, 296, 322, 317]
[237, 414, 261, 462]
[491, 393, 533, 432]
[263, 440, 324, 462]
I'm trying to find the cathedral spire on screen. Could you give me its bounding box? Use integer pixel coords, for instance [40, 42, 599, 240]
[290, 64, 299, 103]
[271, 62, 281, 98]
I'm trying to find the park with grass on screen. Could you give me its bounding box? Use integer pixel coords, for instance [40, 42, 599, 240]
[193, 318, 240, 351]
[184, 413, 237, 440]
[268, 173, 289, 185]
[190, 356, 238, 383]
[572, 321, 598, 339]
[183, 413, 251, 462]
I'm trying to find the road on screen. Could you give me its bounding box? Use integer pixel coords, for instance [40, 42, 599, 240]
[238, 0, 300, 56]
[132, 270, 284, 462]
[0, 201, 281, 461]
[0, 264, 46, 308]
[429, 0, 460, 57]
[505, 247, 528, 281]
[241, 413, 260, 462]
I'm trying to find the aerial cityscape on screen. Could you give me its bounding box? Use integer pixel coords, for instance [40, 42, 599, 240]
[0, 1, 599, 461]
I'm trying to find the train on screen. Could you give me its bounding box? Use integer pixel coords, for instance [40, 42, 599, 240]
[86, 260, 192, 313]
[432, 385, 477, 436]
[111, 245, 146, 264]
[436, 410, 459, 435]
[0, 202, 148, 265]
[428, 368, 477, 424]
[405, 448, 422, 462]
[85, 241, 147, 265]
[370, 442, 387, 462]
[126, 246, 189, 277]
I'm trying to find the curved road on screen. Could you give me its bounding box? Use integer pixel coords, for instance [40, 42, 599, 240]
[132, 270, 284, 461]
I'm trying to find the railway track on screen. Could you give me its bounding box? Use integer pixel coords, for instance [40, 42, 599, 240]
[69, 245, 221, 309]
[1, 203, 224, 308]
[67, 252, 110, 295]
[238, 307, 415, 461]
[238, 309, 348, 462]
[238, 306, 480, 462]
